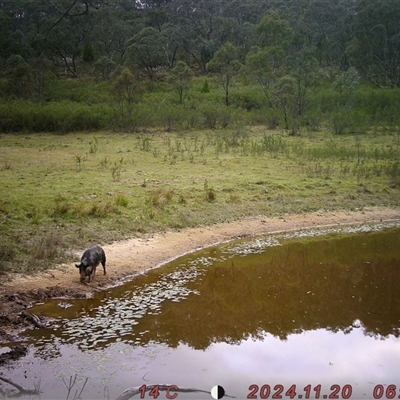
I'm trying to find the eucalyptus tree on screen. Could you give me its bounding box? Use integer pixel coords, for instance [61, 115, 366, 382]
[334, 67, 360, 94]
[247, 11, 323, 133]
[0, 0, 102, 75]
[127, 27, 168, 80]
[139, 0, 170, 31]
[90, 2, 139, 63]
[112, 67, 144, 119]
[223, 0, 269, 25]
[285, 48, 322, 120]
[44, 11, 92, 77]
[169, 61, 194, 103]
[0, 0, 50, 59]
[298, 0, 355, 72]
[30, 53, 53, 100]
[246, 13, 292, 108]
[246, 46, 287, 109]
[171, 0, 223, 73]
[272, 75, 297, 131]
[349, 0, 400, 88]
[94, 56, 116, 80]
[213, 17, 256, 64]
[4, 55, 33, 99]
[255, 11, 293, 48]
[160, 23, 183, 69]
[207, 42, 242, 106]
[42, 0, 99, 35]
[0, 8, 12, 59]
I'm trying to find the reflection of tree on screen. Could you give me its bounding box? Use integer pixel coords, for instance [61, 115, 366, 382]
[136, 228, 400, 349]
[356, 257, 400, 338]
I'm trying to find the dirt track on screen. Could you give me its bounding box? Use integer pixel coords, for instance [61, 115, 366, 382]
[1, 207, 399, 344]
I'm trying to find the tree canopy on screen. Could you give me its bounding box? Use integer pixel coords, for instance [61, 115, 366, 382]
[0, 0, 398, 86]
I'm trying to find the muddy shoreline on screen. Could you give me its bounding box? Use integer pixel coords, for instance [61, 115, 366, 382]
[1, 207, 400, 345]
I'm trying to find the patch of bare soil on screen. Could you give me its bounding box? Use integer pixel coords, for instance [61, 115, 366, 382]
[1, 207, 399, 347]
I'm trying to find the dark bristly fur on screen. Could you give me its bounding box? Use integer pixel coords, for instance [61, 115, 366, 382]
[75, 245, 106, 282]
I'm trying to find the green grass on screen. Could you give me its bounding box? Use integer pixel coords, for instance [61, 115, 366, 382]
[0, 128, 399, 275]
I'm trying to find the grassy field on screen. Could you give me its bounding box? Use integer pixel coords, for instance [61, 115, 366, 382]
[1, 127, 399, 274]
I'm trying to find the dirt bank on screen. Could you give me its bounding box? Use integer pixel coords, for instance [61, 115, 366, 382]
[1, 207, 399, 343]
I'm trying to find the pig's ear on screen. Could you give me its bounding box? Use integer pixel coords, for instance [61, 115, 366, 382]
[75, 264, 80, 268]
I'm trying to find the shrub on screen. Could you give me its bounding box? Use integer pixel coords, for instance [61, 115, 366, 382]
[262, 134, 287, 154]
[201, 104, 218, 129]
[204, 180, 216, 202]
[0, 100, 109, 133]
[148, 188, 174, 208]
[229, 89, 264, 110]
[265, 110, 280, 130]
[201, 79, 210, 93]
[158, 104, 184, 132]
[330, 111, 351, 135]
[115, 193, 129, 207]
[330, 109, 369, 135]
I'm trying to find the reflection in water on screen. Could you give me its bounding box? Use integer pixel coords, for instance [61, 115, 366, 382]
[29, 225, 400, 353]
[6, 224, 400, 399]
[141, 225, 400, 348]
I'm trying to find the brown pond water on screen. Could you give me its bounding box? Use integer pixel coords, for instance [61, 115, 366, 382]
[1, 223, 400, 400]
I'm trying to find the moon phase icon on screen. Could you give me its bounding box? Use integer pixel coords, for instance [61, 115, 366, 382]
[211, 385, 225, 399]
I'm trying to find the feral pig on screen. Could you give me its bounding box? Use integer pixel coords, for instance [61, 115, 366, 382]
[75, 245, 106, 283]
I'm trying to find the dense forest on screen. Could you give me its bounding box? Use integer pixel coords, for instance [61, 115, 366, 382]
[1, 0, 400, 133]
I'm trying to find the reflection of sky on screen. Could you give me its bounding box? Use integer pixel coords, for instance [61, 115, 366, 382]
[8, 327, 400, 399]
[168, 328, 400, 399]
[213, 329, 400, 390]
